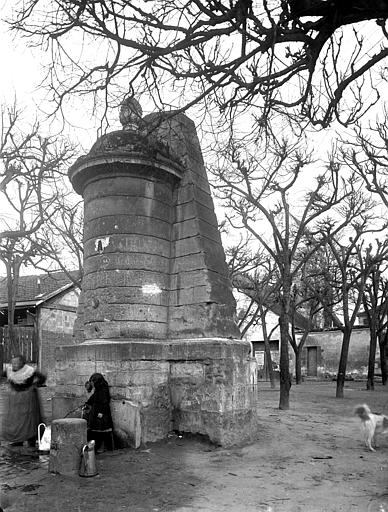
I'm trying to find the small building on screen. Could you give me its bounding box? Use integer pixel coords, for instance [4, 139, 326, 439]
[0, 271, 80, 374]
[236, 289, 378, 380]
[249, 323, 377, 380]
[303, 327, 377, 379]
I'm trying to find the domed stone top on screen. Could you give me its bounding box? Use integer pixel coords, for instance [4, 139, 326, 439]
[68, 101, 185, 195]
[119, 96, 143, 131]
[87, 129, 150, 157]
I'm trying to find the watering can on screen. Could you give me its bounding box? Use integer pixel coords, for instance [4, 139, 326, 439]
[38, 423, 51, 452]
[79, 440, 98, 477]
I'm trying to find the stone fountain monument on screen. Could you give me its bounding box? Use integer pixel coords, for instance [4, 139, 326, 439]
[52, 98, 257, 447]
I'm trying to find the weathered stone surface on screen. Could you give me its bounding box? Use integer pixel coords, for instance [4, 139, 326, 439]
[172, 218, 221, 243]
[84, 216, 172, 241]
[83, 321, 167, 340]
[70, 158, 181, 198]
[69, 106, 239, 341]
[82, 270, 169, 290]
[84, 235, 171, 257]
[59, 103, 256, 448]
[53, 339, 257, 447]
[85, 195, 173, 223]
[110, 399, 142, 448]
[169, 268, 229, 289]
[83, 175, 174, 203]
[55, 338, 251, 362]
[177, 184, 215, 210]
[168, 285, 212, 306]
[171, 252, 228, 274]
[168, 304, 239, 339]
[49, 418, 87, 476]
[84, 253, 170, 273]
[83, 287, 169, 307]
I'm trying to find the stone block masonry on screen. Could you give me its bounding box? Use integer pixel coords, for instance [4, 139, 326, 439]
[53, 339, 257, 447]
[54, 97, 257, 447]
[70, 104, 239, 342]
[144, 112, 240, 339]
[38, 294, 78, 378]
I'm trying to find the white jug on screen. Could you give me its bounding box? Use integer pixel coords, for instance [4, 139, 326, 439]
[38, 423, 51, 452]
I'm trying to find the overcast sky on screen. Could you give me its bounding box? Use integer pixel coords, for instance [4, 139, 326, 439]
[0, 4, 42, 105]
[1, 5, 387, 251]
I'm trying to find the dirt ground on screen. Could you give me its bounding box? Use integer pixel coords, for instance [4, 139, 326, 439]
[1, 380, 388, 512]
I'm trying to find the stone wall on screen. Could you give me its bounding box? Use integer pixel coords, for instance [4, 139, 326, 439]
[38, 289, 79, 376]
[52, 339, 257, 447]
[145, 113, 240, 339]
[59, 102, 257, 447]
[303, 328, 375, 377]
[69, 109, 240, 342]
[81, 172, 176, 339]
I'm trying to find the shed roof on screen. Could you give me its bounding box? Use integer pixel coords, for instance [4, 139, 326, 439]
[0, 270, 80, 308]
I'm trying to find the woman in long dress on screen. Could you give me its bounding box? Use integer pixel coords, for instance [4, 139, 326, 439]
[2, 354, 46, 447]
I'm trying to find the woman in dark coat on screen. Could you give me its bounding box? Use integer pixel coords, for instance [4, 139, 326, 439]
[83, 373, 113, 452]
[2, 354, 46, 447]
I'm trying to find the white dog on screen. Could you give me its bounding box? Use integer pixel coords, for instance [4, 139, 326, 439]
[354, 404, 388, 452]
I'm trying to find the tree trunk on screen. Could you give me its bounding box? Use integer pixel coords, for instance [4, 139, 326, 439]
[279, 315, 291, 410]
[5, 256, 21, 358]
[264, 338, 276, 389]
[367, 323, 378, 391]
[379, 332, 388, 385]
[293, 330, 309, 385]
[6, 262, 16, 357]
[295, 348, 302, 384]
[336, 329, 351, 398]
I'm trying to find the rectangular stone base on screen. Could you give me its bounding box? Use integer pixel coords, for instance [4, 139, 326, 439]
[52, 338, 258, 447]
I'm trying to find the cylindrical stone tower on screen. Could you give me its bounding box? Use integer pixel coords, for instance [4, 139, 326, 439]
[69, 97, 240, 342]
[69, 98, 183, 340]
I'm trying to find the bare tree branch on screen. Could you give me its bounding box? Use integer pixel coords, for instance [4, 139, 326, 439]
[7, 0, 388, 130]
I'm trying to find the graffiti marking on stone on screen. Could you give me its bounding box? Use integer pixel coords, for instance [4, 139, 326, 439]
[100, 256, 110, 268]
[142, 283, 162, 296]
[95, 236, 110, 253]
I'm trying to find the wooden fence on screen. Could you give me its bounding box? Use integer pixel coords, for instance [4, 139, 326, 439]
[0, 326, 38, 364]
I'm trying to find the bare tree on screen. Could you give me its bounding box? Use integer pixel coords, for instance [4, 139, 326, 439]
[310, 218, 388, 398]
[340, 120, 388, 209]
[334, 125, 388, 388]
[378, 309, 388, 386]
[362, 252, 388, 389]
[34, 196, 83, 289]
[288, 282, 323, 385]
[8, 1, 388, 130]
[0, 104, 75, 355]
[210, 135, 357, 409]
[230, 247, 280, 389]
[230, 239, 331, 386]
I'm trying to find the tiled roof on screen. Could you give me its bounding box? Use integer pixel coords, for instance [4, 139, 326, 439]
[0, 270, 80, 305]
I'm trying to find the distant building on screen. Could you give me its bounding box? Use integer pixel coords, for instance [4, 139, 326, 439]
[0, 271, 80, 374]
[236, 291, 379, 379]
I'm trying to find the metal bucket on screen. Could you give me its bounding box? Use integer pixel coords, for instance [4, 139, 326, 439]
[79, 440, 98, 477]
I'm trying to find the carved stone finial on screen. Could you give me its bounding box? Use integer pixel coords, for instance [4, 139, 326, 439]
[119, 96, 142, 131]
